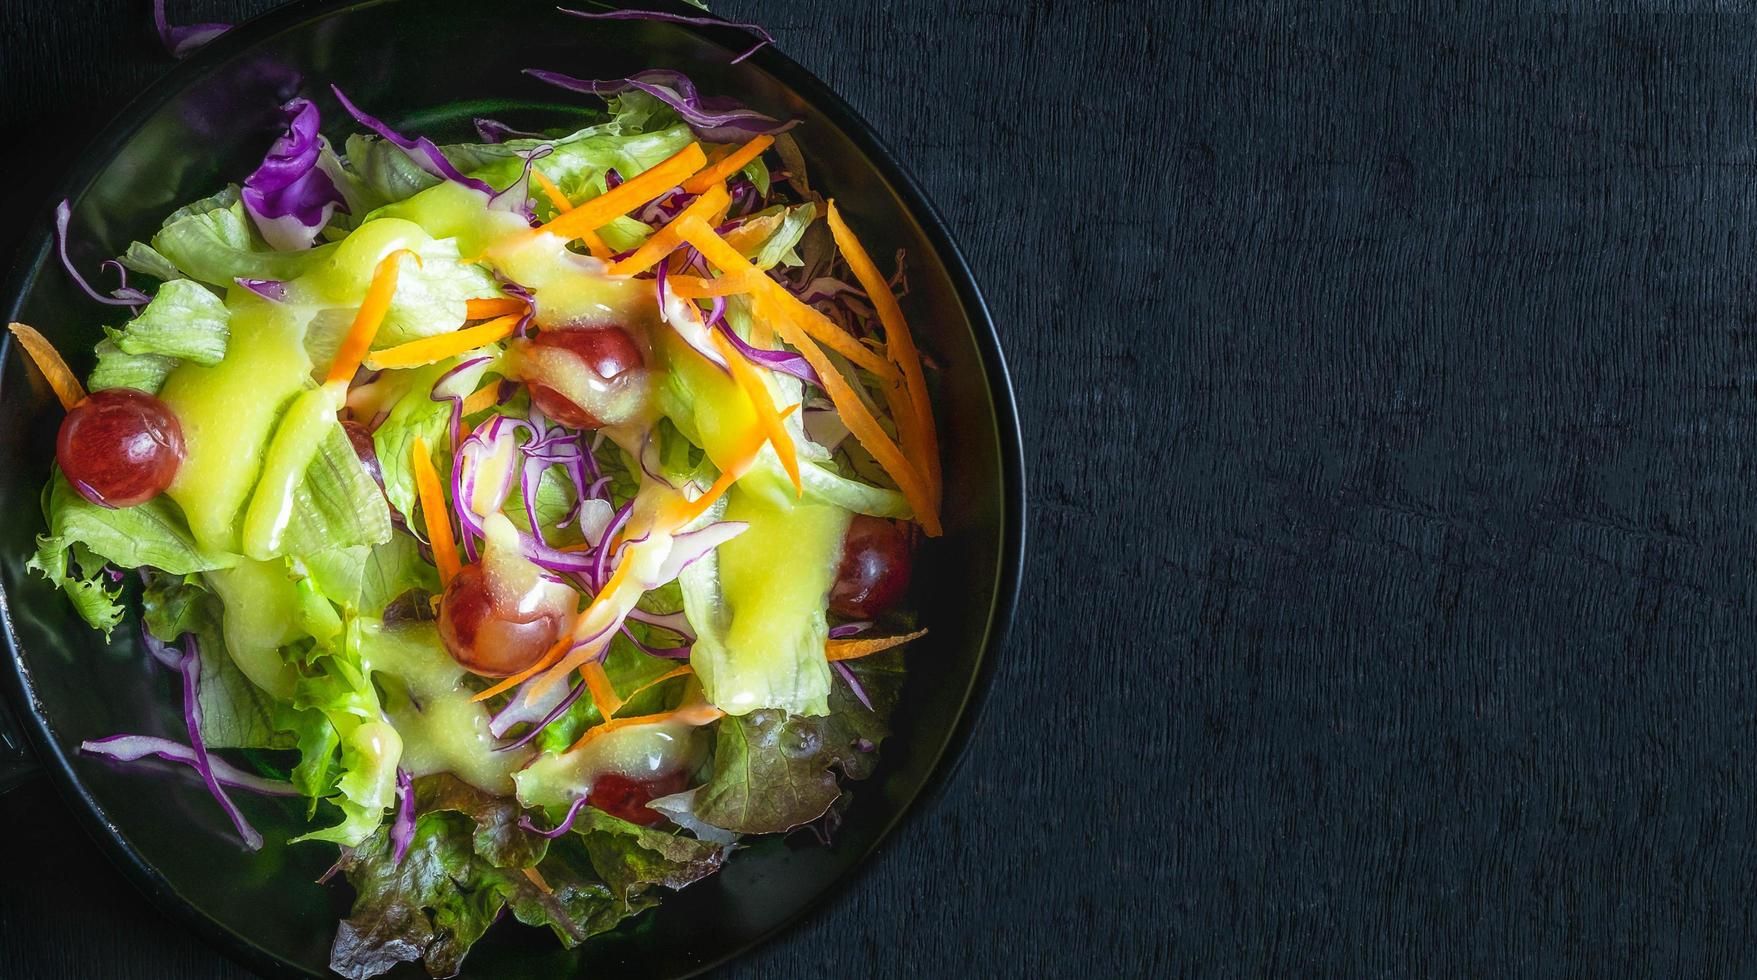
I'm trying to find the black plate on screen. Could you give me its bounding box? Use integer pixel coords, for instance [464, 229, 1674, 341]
[0, 1, 1024, 976]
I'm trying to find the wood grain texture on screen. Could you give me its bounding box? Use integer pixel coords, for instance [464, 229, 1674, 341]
[8, 1, 1757, 977]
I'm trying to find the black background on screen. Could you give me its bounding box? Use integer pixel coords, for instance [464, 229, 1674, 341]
[7, 1, 1757, 977]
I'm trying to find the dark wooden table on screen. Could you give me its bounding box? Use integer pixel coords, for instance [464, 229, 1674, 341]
[9, 1, 1757, 976]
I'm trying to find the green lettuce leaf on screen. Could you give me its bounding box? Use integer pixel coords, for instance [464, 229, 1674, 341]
[372, 358, 486, 525]
[277, 420, 394, 557]
[114, 278, 230, 364]
[26, 539, 123, 637]
[571, 808, 728, 903]
[149, 194, 335, 286]
[693, 651, 905, 834]
[329, 775, 643, 979]
[88, 339, 178, 393]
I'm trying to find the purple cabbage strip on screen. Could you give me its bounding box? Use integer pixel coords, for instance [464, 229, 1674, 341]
[496, 678, 589, 753]
[474, 117, 547, 144]
[430, 355, 494, 466]
[153, 0, 229, 59]
[55, 200, 148, 307]
[590, 501, 635, 593]
[525, 68, 801, 143]
[234, 277, 289, 302]
[179, 637, 264, 849]
[627, 606, 695, 642]
[559, 7, 776, 64]
[81, 735, 301, 796]
[390, 769, 415, 865]
[489, 675, 568, 737]
[489, 145, 554, 223]
[619, 623, 691, 660]
[833, 661, 874, 712]
[142, 623, 182, 670]
[715, 319, 821, 387]
[828, 621, 872, 639]
[519, 796, 590, 838]
[330, 85, 496, 195]
[241, 98, 347, 251]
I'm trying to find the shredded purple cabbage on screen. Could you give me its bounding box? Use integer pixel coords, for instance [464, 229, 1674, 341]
[496, 678, 589, 753]
[55, 200, 148, 307]
[331, 86, 496, 195]
[525, 68, 801, 143]
[81, 734, 300, 797]
[518, 796, 591, 838]
[474, 117, 547, 144]
[241, 98, 346, 251]
[559, 7, 776, 64]
[235, 277, 290, 302]
[390, 769, 415, 865]
[179, 638, 264, 848]
[716, 320, 821, 387]
[828, 621, 873, 639]
[832, 661, 874, 712]
[153, 0, 230, 59]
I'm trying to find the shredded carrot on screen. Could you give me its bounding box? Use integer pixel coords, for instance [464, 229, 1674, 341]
[681, 222, 936, 532]
[666, 270, 766, 299]
[615, 665, 695, 712]
[827, 202, 941, 506]
[532, 142, 706, 246]
[532, 171, 611, 259]
[605, 184, 730, 277]
[326, 249, 420, 387]
[8, 323, 85, 410]
[411, 435, 461, 586]
[722, 212, 783, 256]
[461, 382, 501, 418]
[532, 170, 572, 213]
[363, 315, 520, 371]
[766, 308, 940, 535]
[657, 403, 799, 529]
[522, 866, 554, 895]
[579, 659, 623, 720]
[677, 219, 899, 382]
[826, 628, 928, 662]
[709, 329, 801, 496]
[682, 135, 774, 195]
[567, 700, 724, 753]
[464, 297, 527, 320]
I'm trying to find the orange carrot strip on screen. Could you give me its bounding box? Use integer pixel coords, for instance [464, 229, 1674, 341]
[461, 382, 501, 417]
[764, 308, 940, 535]
[722, 212, 783, 256]
[666, 271, 765, 299]
[605, 184, 730, 277]
[464, 297, 527, 320]
[532, 171, 611, 258]
[8, 323, 85, 410]
[579, 659, 623, 720]
[657, 403, 798, 529]
[532, 142, 706, 245]
[567, 700, 724, 753]
[682, 135, 774, 194]
[678, 220, 898, 382]
[326, 249, 421, 387]
[709, 329, 801, 495]
[411, 435, 461, 586]
[614, 665, 695, 714]
[363, 315, 520, 371]
[826, 628, 928, 662]
[827, 201, 941, 505]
